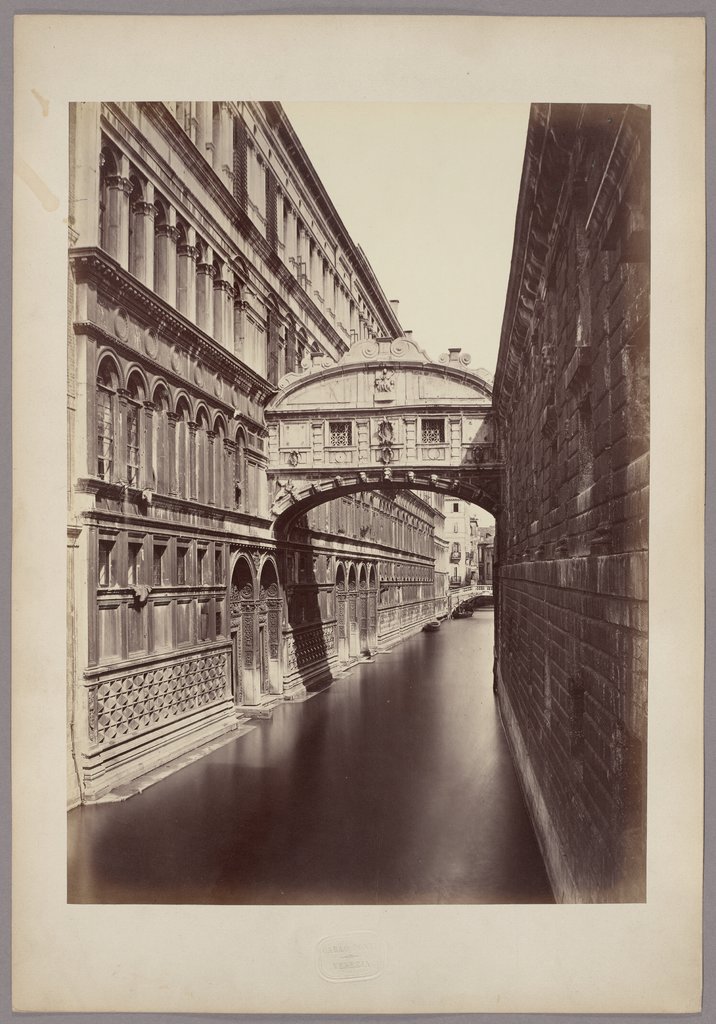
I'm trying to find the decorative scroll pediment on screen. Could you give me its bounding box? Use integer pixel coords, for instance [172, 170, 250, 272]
[269, 336, 493, 414]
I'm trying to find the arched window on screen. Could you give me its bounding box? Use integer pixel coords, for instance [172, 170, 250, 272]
[96, 357, 118, 481]
[234, 428, 245, 510]
[125, 372, 145, 487]
[152, 384, 171, 493]
[175, 398, 191, 499]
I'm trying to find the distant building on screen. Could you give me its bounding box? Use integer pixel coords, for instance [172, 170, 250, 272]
[444, 499, 476, 586]
[473, 524, 494, 584]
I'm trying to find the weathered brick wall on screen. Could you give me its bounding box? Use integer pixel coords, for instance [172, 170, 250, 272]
[494, 104, 649, 902]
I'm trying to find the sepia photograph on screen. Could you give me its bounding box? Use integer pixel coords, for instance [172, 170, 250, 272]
[11, 13, 704, 1016]
[65, 98, 649, 906]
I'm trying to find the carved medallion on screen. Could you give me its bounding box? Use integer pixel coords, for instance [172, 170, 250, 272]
[114, 308, 129, 341]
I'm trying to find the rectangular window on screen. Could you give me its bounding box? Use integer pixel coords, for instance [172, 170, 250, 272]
[126, 402, 140, 486]
[329, 421, 352, 448]
[197, 547, 208, 585]
[152, 544, 167, 586]
[177, 545, 189, 586]
[214, 546, 224, 584]
[98, 537, 115, 588]
[215, 601, 224, 638]
[421, 418, 445, 444]
[452, 502, 460, 513]
[128, 541, 143, 587]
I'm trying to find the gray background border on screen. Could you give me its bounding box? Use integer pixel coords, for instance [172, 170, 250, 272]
[3, 1, 711, 1021]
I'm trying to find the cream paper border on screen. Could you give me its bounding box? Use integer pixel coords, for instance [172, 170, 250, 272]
[12, 15, 705, 1014]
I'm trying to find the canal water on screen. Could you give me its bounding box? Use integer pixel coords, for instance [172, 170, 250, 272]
[68, 609, 554, 904]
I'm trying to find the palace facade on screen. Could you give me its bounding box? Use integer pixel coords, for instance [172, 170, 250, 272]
[67, 101, 443, 806]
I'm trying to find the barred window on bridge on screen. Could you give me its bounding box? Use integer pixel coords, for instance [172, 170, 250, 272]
[421, 418, 445, 444]
[329, 421, 352, 447]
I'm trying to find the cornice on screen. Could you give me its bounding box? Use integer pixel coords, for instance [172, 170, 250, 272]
[267, 358, 494, 414]
[76, 480, 273, 531]
[70, 246, 275, 405]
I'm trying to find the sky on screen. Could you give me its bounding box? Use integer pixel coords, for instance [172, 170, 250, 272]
[282, 103, 531, 527]
[282, 102, 530, 373]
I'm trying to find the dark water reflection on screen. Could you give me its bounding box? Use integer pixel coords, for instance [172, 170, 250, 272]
[68, 610, 554, 904]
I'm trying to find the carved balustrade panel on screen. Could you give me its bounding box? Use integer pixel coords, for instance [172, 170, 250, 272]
[87, 650, 229, 747]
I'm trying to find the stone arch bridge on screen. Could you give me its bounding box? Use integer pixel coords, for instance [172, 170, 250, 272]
[265, 335, 503, 535]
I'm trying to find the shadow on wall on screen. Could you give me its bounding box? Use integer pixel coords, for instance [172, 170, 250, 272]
[282, 514, 336, 695]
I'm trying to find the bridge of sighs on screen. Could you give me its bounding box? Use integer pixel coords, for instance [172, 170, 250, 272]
[265, 335, 503, 534]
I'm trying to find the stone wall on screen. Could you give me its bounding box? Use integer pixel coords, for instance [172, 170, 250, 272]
[493, 104, 650, 902]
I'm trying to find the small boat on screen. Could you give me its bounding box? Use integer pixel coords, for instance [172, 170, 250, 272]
[422, 620, 441, 632]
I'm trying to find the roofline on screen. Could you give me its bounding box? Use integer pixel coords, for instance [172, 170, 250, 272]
[260, 102, 404, 338]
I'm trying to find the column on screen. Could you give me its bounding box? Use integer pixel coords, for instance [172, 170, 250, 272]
[210, 102, 221, 173]
[154, 215, 178, 304]
[288, 206, 298, 267]
[188, 422, 198, 499]
[207, 431, 216, 505]
[276, 190, 285, 251]
[177, 236, 198, 320]
[105, 171, 132, 269]
[196, 260, 216, 335]
[116, 388, 130, 484]
[72, 103, 101, 246]
[223, 438, 236, 508]
[213, 279, 233, 347]
[220, 102, 233, 187]
[311, 245, 322, 299]
[196, 102, 211, 159]
[233, 293, 246, 359]
[130, 179, 155, 288]
[299, 226, 310, 284]
[167, 413, 179, 495]
[142, 401, 155, 490]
